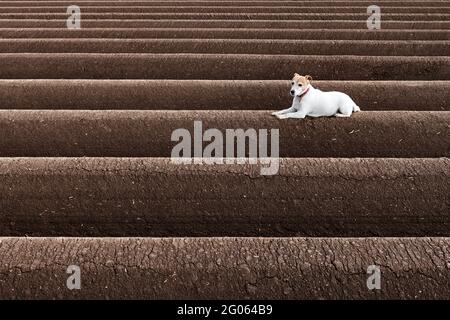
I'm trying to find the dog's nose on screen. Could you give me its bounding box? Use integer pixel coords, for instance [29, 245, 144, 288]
[290, 90, 295, 95]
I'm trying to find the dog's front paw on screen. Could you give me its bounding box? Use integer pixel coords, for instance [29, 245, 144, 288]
[276, 114, 289, 119]
[271, 111, 281, 116]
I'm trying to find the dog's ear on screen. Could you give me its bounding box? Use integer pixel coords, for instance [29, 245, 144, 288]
[305, 75, 313, 84]
[294, 73, 300, 77]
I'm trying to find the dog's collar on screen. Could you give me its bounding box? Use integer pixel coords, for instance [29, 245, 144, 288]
[297, 87, 310, 99]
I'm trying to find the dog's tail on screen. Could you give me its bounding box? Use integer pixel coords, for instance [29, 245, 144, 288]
[353, 105, 361, 112]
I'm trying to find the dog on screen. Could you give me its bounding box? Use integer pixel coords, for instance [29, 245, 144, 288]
[272, 73, 360, 119]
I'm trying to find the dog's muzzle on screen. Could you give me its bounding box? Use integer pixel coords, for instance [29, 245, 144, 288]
[290, 90, 295, 96]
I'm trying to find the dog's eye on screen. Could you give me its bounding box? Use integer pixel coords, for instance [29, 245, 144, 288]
[298, 83, 302, 87]
[291, 82, 294, 85]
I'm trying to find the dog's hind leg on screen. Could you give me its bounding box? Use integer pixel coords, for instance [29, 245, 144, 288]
[335, 112, 351, 117]
[336, 104, 353, 117]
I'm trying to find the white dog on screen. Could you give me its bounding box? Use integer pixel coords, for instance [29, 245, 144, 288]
[272, 73, 360, 119]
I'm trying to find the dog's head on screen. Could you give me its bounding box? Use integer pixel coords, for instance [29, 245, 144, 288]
[290, 73, 312, 97]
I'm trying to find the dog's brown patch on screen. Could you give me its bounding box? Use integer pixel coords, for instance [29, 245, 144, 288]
[292, 73, 313, 86]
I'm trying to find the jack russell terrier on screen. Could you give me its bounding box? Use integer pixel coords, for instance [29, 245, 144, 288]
[272, 73, 360, 119]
